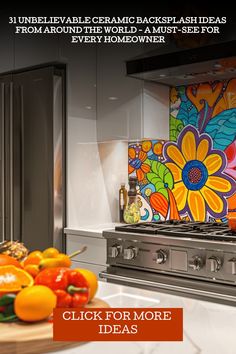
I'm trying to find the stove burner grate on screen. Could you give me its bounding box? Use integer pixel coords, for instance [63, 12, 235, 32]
[115, 220, 236, 241]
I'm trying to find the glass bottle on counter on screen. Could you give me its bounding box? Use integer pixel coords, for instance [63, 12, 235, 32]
[119, 183, 128, 223]
[123, 176, 140, 224]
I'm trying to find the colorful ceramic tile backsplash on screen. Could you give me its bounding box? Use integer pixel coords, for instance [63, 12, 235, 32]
[128, 79, 236, 222]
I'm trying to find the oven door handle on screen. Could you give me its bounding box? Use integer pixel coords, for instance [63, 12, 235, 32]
[99, 271, 236, 303]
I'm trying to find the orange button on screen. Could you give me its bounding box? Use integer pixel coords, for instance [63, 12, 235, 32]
[53, 308, 183, 341]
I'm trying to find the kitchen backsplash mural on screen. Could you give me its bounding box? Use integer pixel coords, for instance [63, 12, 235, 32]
[128, 140, 170, 222]
[128, 79, 236, 222]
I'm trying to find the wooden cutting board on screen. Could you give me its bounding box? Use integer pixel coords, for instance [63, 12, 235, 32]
[0, 298, 109, 354]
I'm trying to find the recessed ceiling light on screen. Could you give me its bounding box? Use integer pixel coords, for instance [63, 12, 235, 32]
[85, 106, 92, 109]
[159, 74, 166, 77]
[108, 96, 118, 100]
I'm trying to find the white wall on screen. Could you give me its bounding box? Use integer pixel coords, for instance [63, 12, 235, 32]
[97, 140, 128, 223]
[67, 118, 128, 227]
[67, 119, 128, 227]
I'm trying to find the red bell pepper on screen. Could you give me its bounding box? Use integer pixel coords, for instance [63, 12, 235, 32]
[35, 267, 89, 307]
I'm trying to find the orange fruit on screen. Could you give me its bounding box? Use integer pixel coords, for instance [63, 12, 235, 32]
[74, 268, 98, 302]
[24, 264, 40, 278]
[0, 265, 34, 294]
[14, 285, 56, 322]
[42, 247, 59, 258]
[0, 254, 22, 268]
[24, 251, 43, 266]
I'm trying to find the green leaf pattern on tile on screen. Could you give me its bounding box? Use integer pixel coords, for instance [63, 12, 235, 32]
[170, 115, 184, 141]
[146, 161, 174, 200]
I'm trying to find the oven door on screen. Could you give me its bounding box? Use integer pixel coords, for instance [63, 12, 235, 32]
[100, 266, 236, 306]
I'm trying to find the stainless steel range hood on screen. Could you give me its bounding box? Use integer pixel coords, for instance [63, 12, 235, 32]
[126, 40, 236, 86]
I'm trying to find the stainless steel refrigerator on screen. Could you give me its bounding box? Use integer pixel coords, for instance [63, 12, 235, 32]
[0, 65, 65, 251]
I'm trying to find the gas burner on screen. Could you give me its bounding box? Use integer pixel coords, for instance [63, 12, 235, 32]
[115, 220, 236, 241]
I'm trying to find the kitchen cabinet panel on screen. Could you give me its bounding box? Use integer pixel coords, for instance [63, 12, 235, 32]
[61, 39, 97, 227]
[14, 34, 60, 69]
[59, 38, 96, 123]
[71, 260, 106, 279]
[97, 45, 170, 141]
[66, 234, 106, 265]
[97, 45, 143, 142]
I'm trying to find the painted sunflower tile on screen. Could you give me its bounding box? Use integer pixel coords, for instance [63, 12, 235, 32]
[170, 79, 236, 222]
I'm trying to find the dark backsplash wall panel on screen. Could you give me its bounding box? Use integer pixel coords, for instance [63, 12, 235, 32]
[128, 79, 236, 222]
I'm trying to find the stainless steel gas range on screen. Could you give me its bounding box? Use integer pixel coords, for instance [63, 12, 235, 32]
[101, 220, 236, 305]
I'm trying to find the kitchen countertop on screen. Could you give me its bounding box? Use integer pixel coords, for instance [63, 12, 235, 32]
[51, 281, 236, 354]
[64, 223, 121, 238]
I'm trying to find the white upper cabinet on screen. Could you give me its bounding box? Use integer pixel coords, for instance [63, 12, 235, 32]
[59, 38, 96, 126]
[96, 45, 170, 142]
[59, 38, 97, 228]
[97, 44, 143, 142]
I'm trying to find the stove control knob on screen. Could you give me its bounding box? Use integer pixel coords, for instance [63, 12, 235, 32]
[188, 256, 204, 271]
[207, 256, 222, 272]
[226, 258, 236, 275]
[155, 250, 167, 264]
[124, 247, 137, 260]
[109, 245, 121, 258]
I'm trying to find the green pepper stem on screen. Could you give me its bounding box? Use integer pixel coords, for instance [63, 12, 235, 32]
[67, 285, 88, 294]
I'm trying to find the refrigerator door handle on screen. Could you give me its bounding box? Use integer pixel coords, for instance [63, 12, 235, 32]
[9, 82, 13, 241]
[20, 85, 24, 241]
[1, 83, 5, 242]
